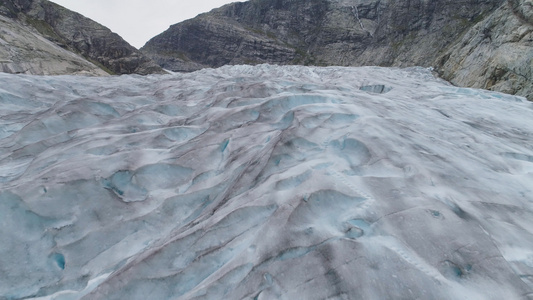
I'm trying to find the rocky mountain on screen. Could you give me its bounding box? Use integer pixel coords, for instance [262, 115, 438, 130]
[142, 0, 532, 100]
[0, 0, 165, 75]
[0, 13, 108, 76]
[437, 0, 533, 100]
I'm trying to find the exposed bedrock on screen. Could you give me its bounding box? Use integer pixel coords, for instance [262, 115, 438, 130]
[0, 0, 165, 75]
[142, 0, 532, 100]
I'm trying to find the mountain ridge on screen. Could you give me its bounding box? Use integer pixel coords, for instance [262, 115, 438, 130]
[142, 0, 532, 100]
[0, 0, 165, 75]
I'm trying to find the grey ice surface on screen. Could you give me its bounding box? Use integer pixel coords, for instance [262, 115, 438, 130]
[0, 65, 532, 299]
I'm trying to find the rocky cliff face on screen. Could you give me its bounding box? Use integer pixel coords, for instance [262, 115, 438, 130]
[142, 0, 503, 69]
[142, 0, 532, 100]
[436, 0, 533, 100]
[0, 13, 108, 75]
[0, 0, 165, 75]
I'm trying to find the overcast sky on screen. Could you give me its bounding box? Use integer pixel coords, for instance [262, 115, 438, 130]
[49, 0, 243, 49]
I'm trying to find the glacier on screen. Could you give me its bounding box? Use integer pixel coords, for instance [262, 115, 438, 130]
[0, 65, 533, 299]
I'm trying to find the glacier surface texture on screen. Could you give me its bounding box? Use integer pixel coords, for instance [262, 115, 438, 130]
[1, 65, 533, 299]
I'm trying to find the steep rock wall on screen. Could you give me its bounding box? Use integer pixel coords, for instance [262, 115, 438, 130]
[142, 0, 533, 100]
[436, 0, 533, 100]
[0, 0, 165, 75]
[142, 0, 503, 69]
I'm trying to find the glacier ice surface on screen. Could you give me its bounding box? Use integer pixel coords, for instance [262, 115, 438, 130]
[0, 65, 532, 299]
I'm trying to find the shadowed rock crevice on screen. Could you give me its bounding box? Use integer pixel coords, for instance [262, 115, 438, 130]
[508, 0, 533, 25]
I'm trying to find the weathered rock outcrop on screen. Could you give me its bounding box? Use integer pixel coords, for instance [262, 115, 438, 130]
[436, 0, 533, 100]
[0, 14, 108, 75]
[142, 0, 532, 100]
[0, 0, 165, 75]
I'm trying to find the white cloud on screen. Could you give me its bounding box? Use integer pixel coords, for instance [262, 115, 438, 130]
[49, 0, 243, 48]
